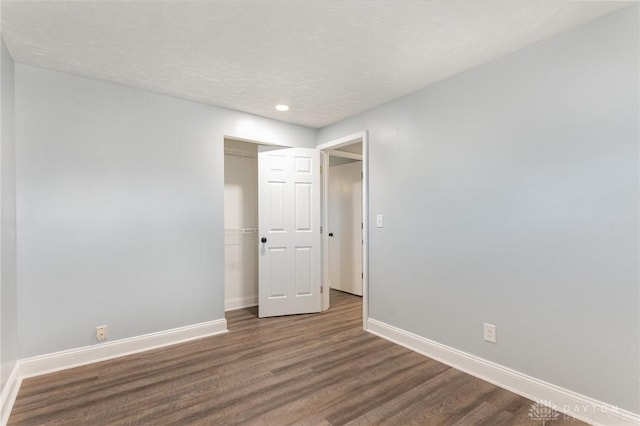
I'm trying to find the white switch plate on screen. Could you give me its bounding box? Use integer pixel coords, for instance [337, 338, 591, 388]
[483, 323, 496, 343]
[376, 214, 384, 228]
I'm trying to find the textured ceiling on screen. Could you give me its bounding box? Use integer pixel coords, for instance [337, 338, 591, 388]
[1, 1, 631, 128]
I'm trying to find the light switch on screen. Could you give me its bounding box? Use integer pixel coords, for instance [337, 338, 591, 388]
[376, 214, 384, 228]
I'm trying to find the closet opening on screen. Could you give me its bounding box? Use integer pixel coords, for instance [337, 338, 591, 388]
[223, 138, 259, 312]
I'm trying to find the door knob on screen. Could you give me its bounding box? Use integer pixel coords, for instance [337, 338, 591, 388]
[328, 233, 334, 237]
[261, 237, 267, 243]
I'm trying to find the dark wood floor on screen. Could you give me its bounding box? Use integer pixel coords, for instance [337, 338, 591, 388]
[9, 290, 583, 425]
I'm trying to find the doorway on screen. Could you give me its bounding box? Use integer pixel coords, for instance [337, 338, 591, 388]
[223, 138, 323, 318]
[223, 132, 368, 326]
[328, 144, 363, 296]
[318, 131, 369, 329]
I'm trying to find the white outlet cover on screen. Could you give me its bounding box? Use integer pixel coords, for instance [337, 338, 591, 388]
[483, 323, 497, 343]
[96, 325, 108, 341]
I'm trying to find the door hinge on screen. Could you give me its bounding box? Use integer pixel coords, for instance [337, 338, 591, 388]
[321, 286, 323, 294]
[361, 272, 364, 279]
[320, 226, 323, 234]
[320, 165, 323, 174]
[361, 172, 363, 179]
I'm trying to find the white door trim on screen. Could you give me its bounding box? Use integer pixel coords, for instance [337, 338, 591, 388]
[326, 149, 363, 161]
[317, 132, 368, 151]
[319, 131, 369, 328]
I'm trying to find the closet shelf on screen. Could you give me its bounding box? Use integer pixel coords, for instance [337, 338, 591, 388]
[224, 149, 257, 159]
[224, 228, 258, 234]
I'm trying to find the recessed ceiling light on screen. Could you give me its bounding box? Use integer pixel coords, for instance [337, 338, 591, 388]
[275, 104, 289, 112]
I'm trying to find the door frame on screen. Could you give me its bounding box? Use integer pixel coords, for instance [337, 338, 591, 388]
[317, 131, 369, 329]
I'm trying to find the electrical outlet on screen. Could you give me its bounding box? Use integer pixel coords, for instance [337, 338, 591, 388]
[483, 323, 496, 343]
[376, 214, 384, 228]
[96, 325, 108, 342]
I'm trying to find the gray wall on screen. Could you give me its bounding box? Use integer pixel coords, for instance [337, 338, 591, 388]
[319, 6, 639, 413]
[1, 35, 18, 392]
[15, 64, 316, 358]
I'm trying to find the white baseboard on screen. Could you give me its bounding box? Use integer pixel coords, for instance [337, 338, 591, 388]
[1, 363, 22, 426]
[225, 295, 258, 311]
[366, 318, 639, 426]
[19, 318, 228, 379]
[1, 319, 227, 424]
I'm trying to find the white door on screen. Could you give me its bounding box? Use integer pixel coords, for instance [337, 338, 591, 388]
[258, 146, 322, 317]
[328, 161, 363, 296]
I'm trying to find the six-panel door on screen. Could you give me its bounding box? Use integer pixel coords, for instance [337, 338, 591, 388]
[258, 146, 321, 317]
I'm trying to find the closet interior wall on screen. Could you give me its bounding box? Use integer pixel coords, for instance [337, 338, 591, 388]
[224, 139, 259, 311]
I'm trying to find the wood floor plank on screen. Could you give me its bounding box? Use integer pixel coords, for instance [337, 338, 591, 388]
[8, 290, 585, 425]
